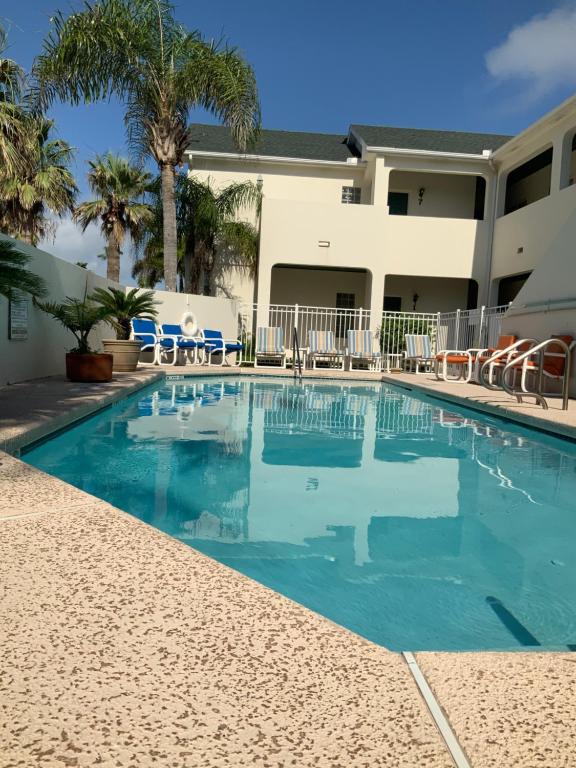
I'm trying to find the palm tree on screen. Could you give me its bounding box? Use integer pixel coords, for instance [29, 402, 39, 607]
[177, 175, 260, 294]
[74, 154, 153, 283]
[133, 174, 260, 294]
[0, 117, 77, 245]
[0, 25, 27, 176]
[0, 239, 47, 300]
[34, 0, 260, 292]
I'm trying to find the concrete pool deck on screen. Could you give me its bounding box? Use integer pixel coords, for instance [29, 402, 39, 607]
[1, 367, 576, 767]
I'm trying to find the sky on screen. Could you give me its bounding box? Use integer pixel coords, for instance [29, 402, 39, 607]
[3, 0, 576, 282]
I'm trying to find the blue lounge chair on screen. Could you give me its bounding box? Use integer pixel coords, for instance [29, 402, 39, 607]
[160, 323, 205, 366]
[131, 318, 163, 364]
[200, 329, 244, 366]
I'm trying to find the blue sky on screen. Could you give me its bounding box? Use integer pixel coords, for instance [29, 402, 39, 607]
[3, 1, 576, 279]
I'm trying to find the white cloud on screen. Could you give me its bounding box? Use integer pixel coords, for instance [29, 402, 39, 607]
[486, 5, 576, 98]
[38, 217, 137, 285]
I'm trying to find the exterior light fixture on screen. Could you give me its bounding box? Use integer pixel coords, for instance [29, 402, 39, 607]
[318, 240, 330, 247]
[418, 188, 425, 206]
[256, 174, 263, 191]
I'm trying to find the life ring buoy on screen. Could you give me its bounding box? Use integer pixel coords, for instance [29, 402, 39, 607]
[180, 310, 198, 337]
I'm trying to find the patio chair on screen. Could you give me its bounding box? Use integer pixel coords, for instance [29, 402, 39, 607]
[509, 335, 574, 397]
[307, 330, 344, 370]
[160, 323, 205, 366]
[435, 349, 474, 383]
[346, 330, 382, 372]
[254, 326, 287, 368]
[131, 318, 160, 362]
[404, 334, 435, 374]
[131, 319, 184, 366]
[200, 329, 244, 366]
[473, 334, 517, 384]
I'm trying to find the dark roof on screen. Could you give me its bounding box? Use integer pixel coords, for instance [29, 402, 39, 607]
[187, 123, 513, 162]
[187, 124, 355, 162]
[350, 124, 512, 154]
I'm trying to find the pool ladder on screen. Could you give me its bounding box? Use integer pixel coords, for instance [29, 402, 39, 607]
[292, 327, 303, 381]
[479, 338, 572, 410]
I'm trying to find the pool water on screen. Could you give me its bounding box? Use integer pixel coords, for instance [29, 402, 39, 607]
[25, 377, 576, 651]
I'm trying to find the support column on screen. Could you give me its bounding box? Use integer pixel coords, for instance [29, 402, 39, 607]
[372, 159, 392, 208]
[550, 134, 572, 195]
[368, 272, 386, 334]
[255, 266, 271, 329]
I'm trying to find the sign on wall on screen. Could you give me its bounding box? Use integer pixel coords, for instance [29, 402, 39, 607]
[8, 297, 29, 341]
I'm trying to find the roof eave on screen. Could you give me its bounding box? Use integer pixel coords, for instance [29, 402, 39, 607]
[364, 145, 494, 161]
[185, 149, 366, 169]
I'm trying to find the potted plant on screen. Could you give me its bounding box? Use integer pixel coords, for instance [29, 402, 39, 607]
[35, 294, 113, 382]
[90, 286, 159, 372]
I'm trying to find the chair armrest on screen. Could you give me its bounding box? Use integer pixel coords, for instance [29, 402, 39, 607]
[437, 349, 472, 357]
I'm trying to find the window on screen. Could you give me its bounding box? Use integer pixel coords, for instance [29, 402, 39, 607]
[341, 186, 361, 204]
[383, 296, 402, 312]
[388, 191, 409, 216]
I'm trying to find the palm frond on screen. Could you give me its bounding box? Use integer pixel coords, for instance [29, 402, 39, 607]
[0, 239, 47, 300]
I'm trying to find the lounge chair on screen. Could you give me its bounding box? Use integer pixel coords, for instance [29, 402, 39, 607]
[307, 330, 344, 370]
[131, 318, 160, 363]
[435, 349, 474, 382]
[404, 334, 435, 374]
[132, 318, 188, 365]
[160, 323, 205, 365]
[473, 334, 517, 384]
[346, 330, 382, 372]
[200, 329, 243, 366]
[510, 335, 574, 396]
[254, 326, 287, 368]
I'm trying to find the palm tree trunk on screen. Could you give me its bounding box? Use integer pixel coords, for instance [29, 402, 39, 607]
[161, 162, 178, 292]
[106, 233, 121, 283]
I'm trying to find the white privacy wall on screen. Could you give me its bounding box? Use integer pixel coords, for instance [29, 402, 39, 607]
[0, 235, 240, 386]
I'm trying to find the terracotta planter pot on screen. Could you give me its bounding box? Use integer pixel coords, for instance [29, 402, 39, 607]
[65, 353, 113, 383]
[101, 339, 143, 372]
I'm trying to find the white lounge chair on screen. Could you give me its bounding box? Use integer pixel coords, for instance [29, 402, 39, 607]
[346, 330, 382, 372]
[307, 330, 344, 370]
[254, 326, 286, 368]
[404, 334, 435, 373]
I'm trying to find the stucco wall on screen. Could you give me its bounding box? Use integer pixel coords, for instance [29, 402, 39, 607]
[191, 157, 367, 214]
[491, 184, 576, 290]
[0, 236, 241, 386]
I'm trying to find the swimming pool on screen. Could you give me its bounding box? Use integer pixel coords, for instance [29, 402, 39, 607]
[25, 377, 576, 652]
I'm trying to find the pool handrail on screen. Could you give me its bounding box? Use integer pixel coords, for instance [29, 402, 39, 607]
[501, 337, 573, 411]
[479, 339, 538, 391]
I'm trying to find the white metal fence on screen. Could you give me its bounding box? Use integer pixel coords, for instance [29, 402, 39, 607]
[239, 302, 510, 365]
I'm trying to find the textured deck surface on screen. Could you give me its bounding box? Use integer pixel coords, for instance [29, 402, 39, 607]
[2, 368, 576, 767]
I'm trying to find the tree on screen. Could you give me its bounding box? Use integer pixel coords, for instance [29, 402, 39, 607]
[0, 117, 77, 245]
[90, 285, 158, 339]
[74, 153, 153, 283]
[0, 239, 46, 300]
[133, 174, 260, 294]
[0, 25, 27, 176]
[34, 0, 260, 292]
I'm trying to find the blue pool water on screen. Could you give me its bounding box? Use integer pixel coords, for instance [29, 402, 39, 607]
[25, 377, 576, 651]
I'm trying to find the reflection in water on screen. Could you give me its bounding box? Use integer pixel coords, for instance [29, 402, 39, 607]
[25, 378, 576, 651]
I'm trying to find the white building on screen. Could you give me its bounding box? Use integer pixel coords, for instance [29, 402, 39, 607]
[186, 94, 576, 337]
